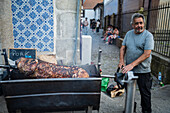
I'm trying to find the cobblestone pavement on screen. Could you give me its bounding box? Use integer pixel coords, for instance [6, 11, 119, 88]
[0, 28, 170, 113]
[89, 28, 125, 113]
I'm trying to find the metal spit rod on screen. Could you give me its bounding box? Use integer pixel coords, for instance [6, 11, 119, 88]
[1, 49, 11, 80]
[97, 48, 102, 76]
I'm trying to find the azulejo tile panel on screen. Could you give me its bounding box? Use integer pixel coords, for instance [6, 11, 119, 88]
[11, 0, 54, 52]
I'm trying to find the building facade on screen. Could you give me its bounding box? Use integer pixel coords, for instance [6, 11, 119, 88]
[0, 0, 82, 65]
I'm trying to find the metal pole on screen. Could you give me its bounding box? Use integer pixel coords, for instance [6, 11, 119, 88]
[123, 71, 138, 113]
[2, 49, 10, 80]
[118, 0, 123, 33]
[97, 48, 102, 76]
[73, 0, 81, 65]
[146, 0, 152, 30]
[103, 0, 105, 29]
[125, 80, 137, 113]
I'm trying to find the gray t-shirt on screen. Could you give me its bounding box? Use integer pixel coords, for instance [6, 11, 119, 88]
[122, 29, 154, 73]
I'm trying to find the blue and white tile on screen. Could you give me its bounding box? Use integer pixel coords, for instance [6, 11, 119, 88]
[11, 0, 54, 52]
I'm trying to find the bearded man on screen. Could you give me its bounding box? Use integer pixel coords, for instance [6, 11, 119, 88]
[119, 13, 154, 113]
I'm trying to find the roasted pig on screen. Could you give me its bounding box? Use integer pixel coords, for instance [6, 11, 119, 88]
[13, 57, 89, 79]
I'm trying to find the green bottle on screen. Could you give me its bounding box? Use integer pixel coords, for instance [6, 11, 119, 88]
[160, 82, 164, 87]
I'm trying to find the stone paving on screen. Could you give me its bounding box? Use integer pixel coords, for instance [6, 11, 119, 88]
[88, 28, 125, 113]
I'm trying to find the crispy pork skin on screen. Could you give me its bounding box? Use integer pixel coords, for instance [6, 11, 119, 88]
[16, 57, 38, 76]
[16, 57, 89, 78]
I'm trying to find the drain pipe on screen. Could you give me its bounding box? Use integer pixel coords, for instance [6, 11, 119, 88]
[73, 0, 81, 65]
[146, 0, 152, 30]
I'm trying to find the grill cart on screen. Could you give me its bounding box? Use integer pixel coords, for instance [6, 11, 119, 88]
[0, 49, 138, 113]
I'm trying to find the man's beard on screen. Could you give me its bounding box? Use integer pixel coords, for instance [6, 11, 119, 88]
[135, 27, 144, 33]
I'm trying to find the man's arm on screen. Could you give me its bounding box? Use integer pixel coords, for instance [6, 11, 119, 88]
[121, 50, 151, 73]
[119, 45, 126, 68]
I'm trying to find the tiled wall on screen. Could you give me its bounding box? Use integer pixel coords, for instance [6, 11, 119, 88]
[11, 0, 54, 52]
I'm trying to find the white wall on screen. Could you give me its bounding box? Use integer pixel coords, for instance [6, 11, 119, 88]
[95, 7, 101, 20]
[104, 0, 118, 16]
[104, 0, 112, 4]
[84, 9, 95, 28]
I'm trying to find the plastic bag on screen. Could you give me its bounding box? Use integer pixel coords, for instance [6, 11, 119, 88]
[101, 77, 109, 92]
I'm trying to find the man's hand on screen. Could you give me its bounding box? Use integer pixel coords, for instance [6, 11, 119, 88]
[121, 50, 151, 73]
[118, 62, 125, 69]
[121, 64, 134, 74]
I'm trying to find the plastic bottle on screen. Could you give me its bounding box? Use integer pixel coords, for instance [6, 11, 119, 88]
[160, 82, 164, 87]
[158, 72, 164, 86]
[158, 72, 162, 84]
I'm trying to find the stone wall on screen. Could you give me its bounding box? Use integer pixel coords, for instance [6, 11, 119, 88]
[54, 0, 81, 65]
[0, 0, 81, 65]
[151, 52, 170, 84]
[0, 0, 14, 64]
[116, 38, 123, 48]
[116, 38, 170, 84]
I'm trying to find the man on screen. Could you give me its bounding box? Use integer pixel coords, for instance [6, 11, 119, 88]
[83, 17, 89, 35]
[96, 19, 100, 33]
[91, 18, 96, 32]
[119, 13, 154, 113]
